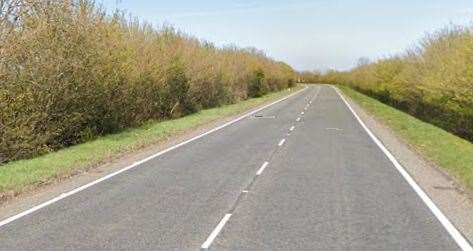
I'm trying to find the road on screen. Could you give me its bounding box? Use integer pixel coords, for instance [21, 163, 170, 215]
[0, 85, 466, 250]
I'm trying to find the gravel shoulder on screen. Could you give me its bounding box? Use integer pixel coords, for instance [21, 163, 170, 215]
[341, 87, 473, 242]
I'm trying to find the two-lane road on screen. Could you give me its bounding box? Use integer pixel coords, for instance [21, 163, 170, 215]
[0, 85, 468, 250]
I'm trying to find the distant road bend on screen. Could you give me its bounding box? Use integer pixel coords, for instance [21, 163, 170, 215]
[0, 85, 471, 250]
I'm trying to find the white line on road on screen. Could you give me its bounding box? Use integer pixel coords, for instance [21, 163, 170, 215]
[256, 161, 269, 175]
[301, 111, 305, 115]
[0, 87, 309, 229]
[289, 126, 295, 131]
[242, 190, 248, 193]
[278, 139, 286, 147]
[332, 86, 473, 251]
[201, 213, 232, 249]
[296, 117, 301, 122]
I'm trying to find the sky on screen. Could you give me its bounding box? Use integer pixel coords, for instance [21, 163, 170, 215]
[100, 0, 473, 71]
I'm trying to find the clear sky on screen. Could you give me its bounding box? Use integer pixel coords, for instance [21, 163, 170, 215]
[101, 0, 473, 71]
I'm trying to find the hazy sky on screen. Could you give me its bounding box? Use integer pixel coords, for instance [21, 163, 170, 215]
[101, 0, 473, 71]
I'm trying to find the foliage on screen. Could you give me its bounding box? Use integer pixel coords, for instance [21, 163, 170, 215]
[320, 26, 473, 141]
[0, 0, 296, 163]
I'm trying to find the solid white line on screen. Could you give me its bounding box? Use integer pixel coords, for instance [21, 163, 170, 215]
[0, 87, 309, 229]
[201, 213, 232, 249]
[332, 86, 473, 251]
[296, 117, 301, 122]
[289, 126, 295, 131]
[256, 161, 269, 175]
[278, 139, 286, 147]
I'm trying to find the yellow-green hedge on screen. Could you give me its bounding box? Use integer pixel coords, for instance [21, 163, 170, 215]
[0, 1, 296, 163]
[320, 26, 473, 141]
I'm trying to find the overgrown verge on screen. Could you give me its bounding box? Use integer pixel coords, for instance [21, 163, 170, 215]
[319, 25, 473, 141]
[0, 87, 301, 200]
[340, 86, 473, 192]
[0, 0, 296, 163]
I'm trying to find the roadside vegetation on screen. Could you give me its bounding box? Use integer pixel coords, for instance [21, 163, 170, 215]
[0, 87, 300, 200]
[0, 0, 296, 163]
[318, 25, 473, 142]
[340, 86, 473, 192]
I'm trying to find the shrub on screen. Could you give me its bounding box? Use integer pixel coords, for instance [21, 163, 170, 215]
[319, 25, 473, 141]
[248, 69, 269, 98]
[0, 0, 296, 163]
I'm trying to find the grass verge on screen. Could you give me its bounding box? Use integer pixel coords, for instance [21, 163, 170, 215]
[0, 86, 302, 199]
[339, 85, 473, 191]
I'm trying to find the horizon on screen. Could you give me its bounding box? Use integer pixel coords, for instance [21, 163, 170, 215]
[101, 0, 473, 72]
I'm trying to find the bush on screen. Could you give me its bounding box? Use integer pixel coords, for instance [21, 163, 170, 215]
[0, 0, 296, 163]
[247, 69, 269, 98]
[319, 25, 473, 141]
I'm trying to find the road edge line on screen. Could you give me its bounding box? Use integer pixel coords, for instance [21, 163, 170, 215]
[0, 86, 308, 229]
[332, 85, 473, 251]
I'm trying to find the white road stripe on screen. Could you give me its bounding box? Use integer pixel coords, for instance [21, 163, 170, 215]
[296, 117, 301, 122]
[289, 126, 295, 131]
[301, 111, 305, 115]
[242, 190, 249, 193]
[0, 87, 309, 229]
[278, 139, 286, 147]
[201, 213, 232, 249]
[332, 86, 473, 251]
[257, 161, 269, 175]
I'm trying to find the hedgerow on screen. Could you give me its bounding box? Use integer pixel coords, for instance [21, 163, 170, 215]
[319, 25, 473, 141]
[0, 0, 295, 163]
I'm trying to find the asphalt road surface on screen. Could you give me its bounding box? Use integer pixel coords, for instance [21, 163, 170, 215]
[0, 85, 466, 250]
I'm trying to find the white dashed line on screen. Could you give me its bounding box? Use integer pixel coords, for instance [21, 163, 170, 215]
[289, 126, 295, 131]
[296, 117, 301, 122]
[256, 161, 269, 175]
[201, 213, 232, 249]
[242, 190, 249, 193]
[0, 87, 309, 229]
[278, 139, 286, 147]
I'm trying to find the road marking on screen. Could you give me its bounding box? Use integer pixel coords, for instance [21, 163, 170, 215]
[257, 161, 269, 175]
[296, 117, 301, 122]
[242, 190, 249, 193]
[301, 111, 305, 115]
[326, 127, 343, 131]
[278, 139, 286, 146]
[289, 126, 295, 131]
[332, 86, 473, 251]
[0, 87, 309, 229]
[201, 213, 232, 249]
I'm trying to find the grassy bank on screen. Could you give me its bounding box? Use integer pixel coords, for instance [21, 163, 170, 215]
[0, 87, 301, 200]
[339, 86, 473, 191]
